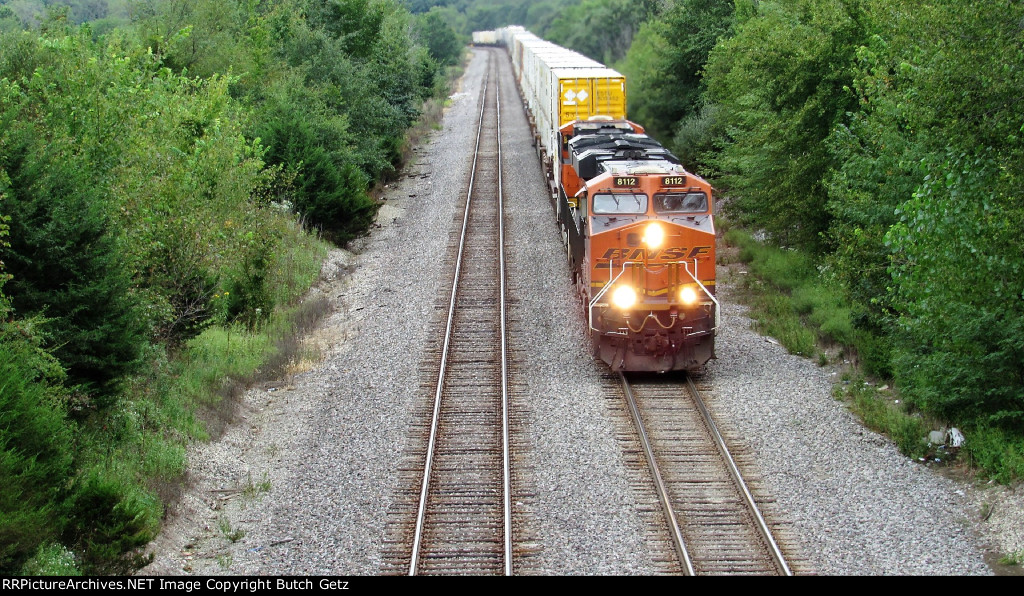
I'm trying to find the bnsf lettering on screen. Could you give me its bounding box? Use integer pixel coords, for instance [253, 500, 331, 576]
[601, 247, 712, 260]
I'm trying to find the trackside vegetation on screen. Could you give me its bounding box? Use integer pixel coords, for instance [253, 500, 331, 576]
[627, 0, 1024, 483]
[0, 0, 463, 575]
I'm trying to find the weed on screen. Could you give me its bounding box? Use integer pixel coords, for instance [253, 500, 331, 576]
[20, 544, 81, 576]
[243, 471, 272, 499]
[217, 553, 233, 569]
[837, 376, 930, 459]
[999, 549, 1024, 566]
[218, 517, 246, 543]
[962, 426, 1024, 484]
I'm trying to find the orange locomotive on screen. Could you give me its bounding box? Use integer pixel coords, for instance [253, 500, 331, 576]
[493, 27, 718, 372]
[557, 119, 718, 372]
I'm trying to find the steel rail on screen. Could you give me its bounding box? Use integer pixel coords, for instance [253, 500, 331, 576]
[683, 375, 792, 576]
[496, 67, 513, 577]
[618, 372, 696, 575]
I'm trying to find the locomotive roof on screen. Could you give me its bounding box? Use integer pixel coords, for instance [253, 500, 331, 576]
[569, 133, 666, 153]
[598, 160, 688, 177]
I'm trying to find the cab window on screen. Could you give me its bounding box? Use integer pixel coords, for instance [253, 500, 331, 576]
[653, 192, 708, 214]
[592, 193, 648, 214]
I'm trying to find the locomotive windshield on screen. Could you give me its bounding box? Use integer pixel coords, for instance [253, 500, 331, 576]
[592, 193, 647, 214]
[653, 192, 708, 214]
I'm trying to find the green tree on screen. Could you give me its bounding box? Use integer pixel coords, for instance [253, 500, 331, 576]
[620, 0, 733, 143]
[0, 322, 74, 574]
[130, 0, 255, 79]
[704, 0, 866, 251]
[888, 152, 1024, 427]
[0, 106, 147, 403]
[254, 77, 375, 244]
[417, 8, 462, 66]
[0, 179, 75, 574]
[545, 0, 658, 64]
[874, 1, 1024, 428]
[823, 29, 924, 358]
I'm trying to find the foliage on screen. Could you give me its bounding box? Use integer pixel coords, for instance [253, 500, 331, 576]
[888, 153, 1024, 429]
[63, 469, 159, 575]
[0, 0, 131, 27]
[827, 0, 1024, 431]
[835, 376, 931, 459]
[704, 0, 1024, 471]
[0, 129, 147, 402]
[0, 0, 397, 573]
[127, 0, 442, 245]
[19, 543, 81, 576]
[705, 0, 866, 252]
[544, 0, 658, 65]
[0, 320, 74, 574]
[129, 0, 256, 79]
[725, 229, 820, 358]
[415, 8, 463, 66]
[618, 0, 733, 145]
[251, 75, 376, 244]
[724, 227, 893, 376]
[824, 32, 923, 333]
[461, 0, 535, 32]
[963, 426, 1024, 486]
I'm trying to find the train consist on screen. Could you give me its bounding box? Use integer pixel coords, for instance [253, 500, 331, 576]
[489, 27, 718, 372]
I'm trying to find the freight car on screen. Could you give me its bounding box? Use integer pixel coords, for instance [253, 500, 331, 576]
[471, 30, 498, 46]
[492, 28, 718, 372]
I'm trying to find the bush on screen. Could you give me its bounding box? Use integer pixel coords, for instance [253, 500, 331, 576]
[19, 543, 80, 576]
[963, 426, 1024, 485]
[0, 323, 74, 574]
[64, 470, 159, 575]
[852, 329, 892, 379]
[839, 378, 930, 459]
[0, 127, 147, 404]
[136, 227, 219, 344]
[254, 83, 376, 244]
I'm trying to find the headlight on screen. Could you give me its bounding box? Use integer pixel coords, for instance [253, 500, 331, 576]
[680, 286, 699, 305]
[611, 285, 637, 309]
[643, 223, 664, 248]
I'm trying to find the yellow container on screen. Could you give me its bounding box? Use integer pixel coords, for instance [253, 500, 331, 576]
[556, 72, 627, 127]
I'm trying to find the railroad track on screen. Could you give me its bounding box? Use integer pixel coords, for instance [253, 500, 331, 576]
[618, 372, 793, 575]
[383, 51, 514, 576]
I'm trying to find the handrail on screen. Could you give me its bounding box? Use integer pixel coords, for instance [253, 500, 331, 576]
[588, 259, 720, 335]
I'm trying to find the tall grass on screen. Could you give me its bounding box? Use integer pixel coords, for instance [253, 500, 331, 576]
[835, 376, 930, 459]
[724, 228, 834, 359]
[962, 427, 1024, 485]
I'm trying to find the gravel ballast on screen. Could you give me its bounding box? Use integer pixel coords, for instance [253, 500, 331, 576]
[142, 48, 1018, 576]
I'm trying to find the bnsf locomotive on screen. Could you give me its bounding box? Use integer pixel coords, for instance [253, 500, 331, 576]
[493, 27, 718, 372]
